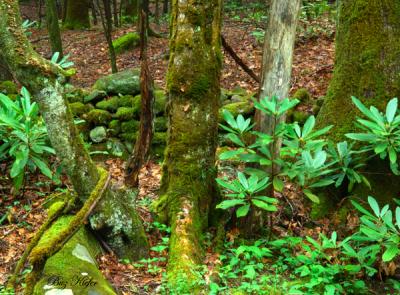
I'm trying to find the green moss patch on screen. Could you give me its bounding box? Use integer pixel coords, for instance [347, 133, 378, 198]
[84, 109, 112, 125]
[69, 102, 91, 116]
[121, 120, 140, 133]
[96, 96, 120, 112]
[112, 32, 140, 54]
[0, 80, 17, 94]
[115, 107, 137, 120]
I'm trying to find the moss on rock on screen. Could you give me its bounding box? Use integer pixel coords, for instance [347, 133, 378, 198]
[292, 110, 309, 124]
[115, 107, 137, 120]
[69, 102, 91, 116]
[153, 132, 167, 145]
[293, 88, 311, 104]
[118, 94, 135, 107]
[112, 32, 140, 54]
[84, 89, 108, 103]
[120, 132, 138, 142]
[155, 117, 168, 132]
[84, 109, 112, 125]
[32, 216, 117, 294]
[108, 120, 121, 135]
[219, 101, 254, 122]
[121, 120, 140, 133]
[0, 80, 17, 94]
[93, 69, 141, 95]
[96, 96, 120, 112]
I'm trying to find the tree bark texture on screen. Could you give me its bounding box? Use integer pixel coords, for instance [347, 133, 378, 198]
[99, 0, 118, 73]
[155, 0, 222, 287]
[125, 11, 154, 188]
[64, 0, 90, 29]
[45, 0, 63, 56]
[0, 0, 148, 262]
[0, 54, 13, 81]
[315, 0, 400, 205]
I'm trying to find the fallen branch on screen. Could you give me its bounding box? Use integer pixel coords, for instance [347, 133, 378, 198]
[221, 34, 260, 83]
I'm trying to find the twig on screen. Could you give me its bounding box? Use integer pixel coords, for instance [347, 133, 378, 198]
[221, 34, 260, 83]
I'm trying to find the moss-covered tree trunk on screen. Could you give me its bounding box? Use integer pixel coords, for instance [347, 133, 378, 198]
[64, 0, 90, 29]
[124, 0, 138, 17]
[317, 0, 400, 141]
[0, 54, 12, 81]
[0, 0, 148, 263]
[157, 0, 222, 288]
[315, 0, 400, 206]
[45, 0, 63, 56]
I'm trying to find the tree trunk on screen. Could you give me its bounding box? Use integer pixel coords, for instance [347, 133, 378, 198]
[64, 0, 90, 29]
[45, 0, 63, 56]
[317, 0, 400, 142]
[250, 0, 300, 235]
[125, 11, 154, 188]
[315, 0, 400, 206]
[155, 0, 222, 288]
[112, 0, 119, 27]
[124, 0, 138, 18]
[0, 55, 12, 81]
[0, 0, 148, 262]
[163, 0, 168, 14]
[98, 0, 118, 73]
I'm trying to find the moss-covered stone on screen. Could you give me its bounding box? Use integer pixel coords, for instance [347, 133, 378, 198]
[154, 90, 167, 115]
[121, 119, 140, 133]
[93, 69, 141, 95]
[155, 117, 168, 132]
[90, 126, 107, 143]
[84, 109, 112, 125]
[106, 138, 129, 159]
[118, 94, 135, 107]
[32, 217, 116, 294]
[120, 132, 138, 142]
[0, 80, 17, 94]
[153, 132, 167, 145]
[219, 101, 254, 122]
[115, 107, 137, 120]
[96, 96, 120, 112]
[65, 87, 88, 103]
[69, 102, 90, 116]
[292, 110, 309, 124]
[293, 88, 311, 104]
[108, 120, 121, 135]
[84, 89, 108, 103]
[112, 32, 140, 54]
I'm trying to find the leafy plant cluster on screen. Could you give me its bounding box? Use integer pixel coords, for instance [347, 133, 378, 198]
[210, 197, 400, 294]
[217, 95, 400, 220]
[0, 88, 57, 191]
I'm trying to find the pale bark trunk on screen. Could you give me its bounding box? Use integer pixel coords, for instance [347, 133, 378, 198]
[256, 0, 301, 173]
[0, 0, 148, 261]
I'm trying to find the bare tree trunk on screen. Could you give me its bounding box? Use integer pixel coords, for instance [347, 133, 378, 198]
[91, 0, 98, 25]
[0, 0, 147, 263]
[45, 0, 63, 56]
[255, 0, 301, 174]
[155, 0, 222, 289]
[112, 0, 119, 27]
[163, 0, 168, 14]
[97, 0, 118, 73]
[64, 0, 90, 29]
[125, 10, 154, 187]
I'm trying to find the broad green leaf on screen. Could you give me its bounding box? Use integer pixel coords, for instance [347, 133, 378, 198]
[302, 116, 315, 138]
[382, 245, 399, 262]
[252, 199, 277, 211]
[216, 199, 246, 210]
[31, 156, 52, 179]
[222, 110, 238, 129]
[345, 133, 377, 142]
[237, 172, 248, 189]
[219, 149, 243, 160]
[368, 196, 380, 217]
[303, 190, 320, 203]
[396, 207, 400, 228]
[236, 204, 250, 217]
[273, 177, 284, 192]
[10, 148, 29, 178]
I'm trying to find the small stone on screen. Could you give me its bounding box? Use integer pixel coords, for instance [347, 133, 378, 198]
[90, 126, 107, 143]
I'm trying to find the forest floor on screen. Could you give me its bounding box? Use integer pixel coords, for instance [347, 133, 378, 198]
[0, 3, 337, 294]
